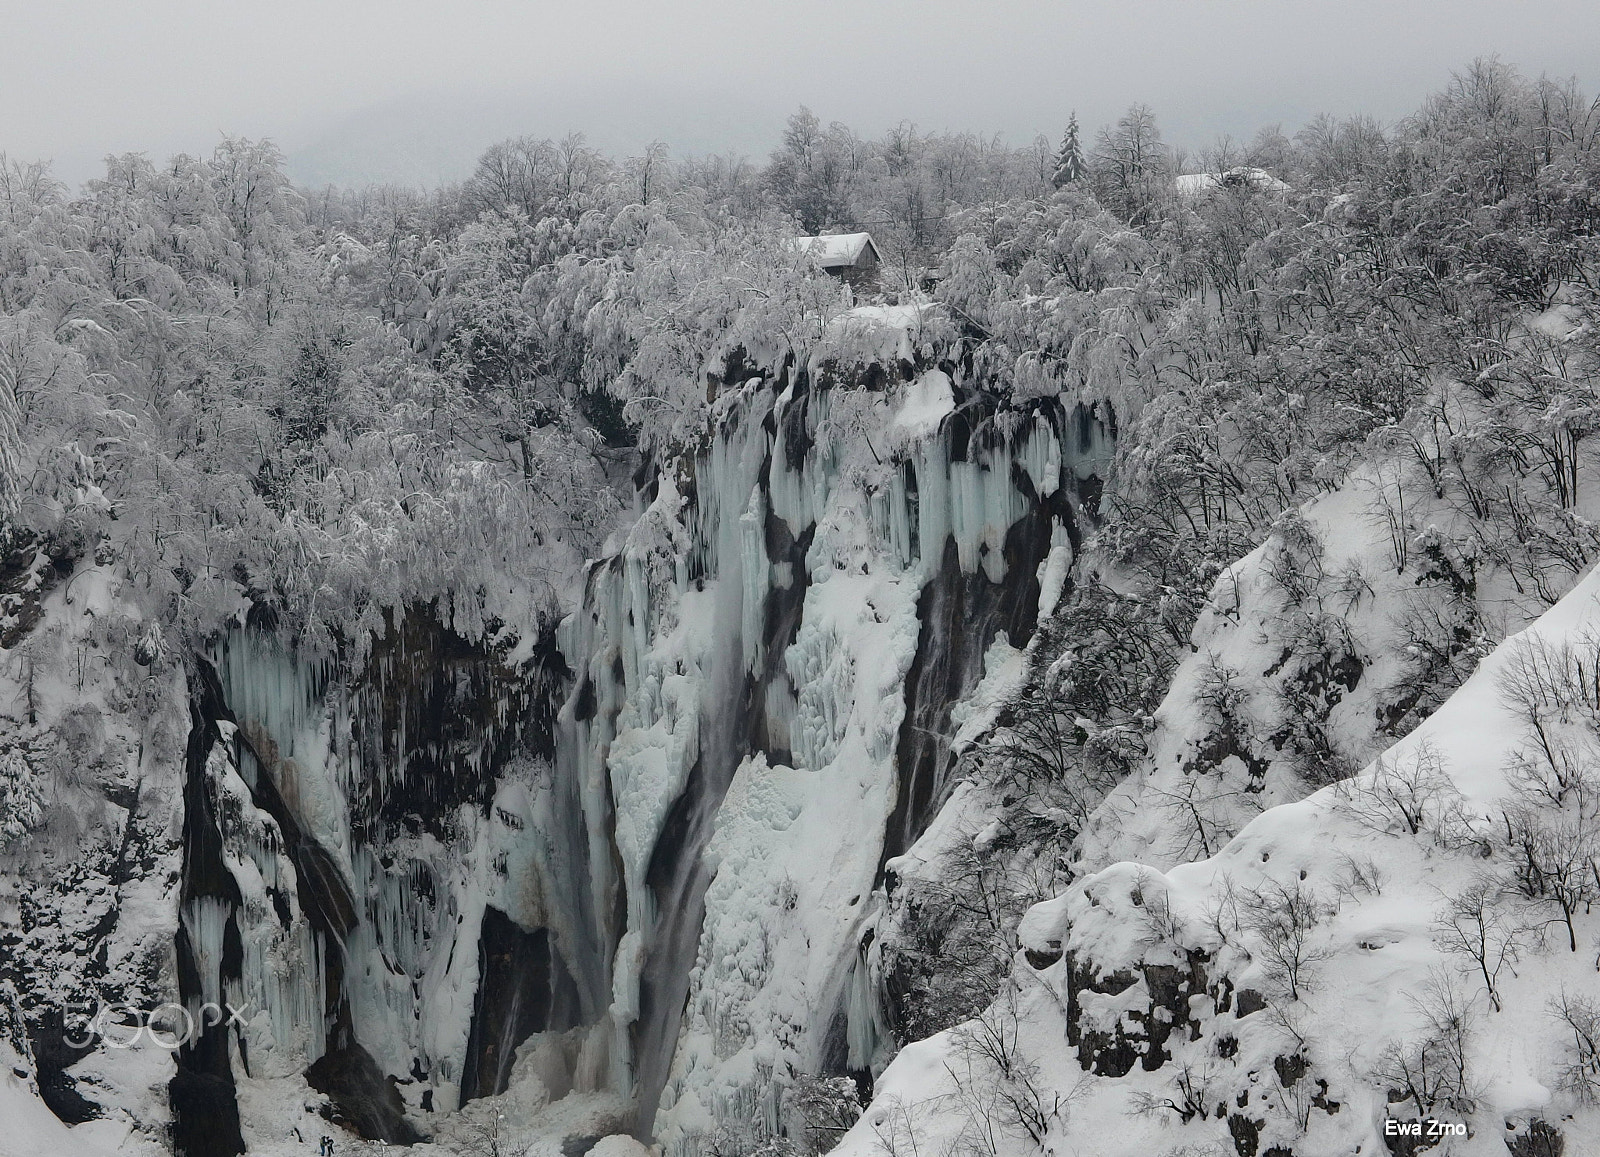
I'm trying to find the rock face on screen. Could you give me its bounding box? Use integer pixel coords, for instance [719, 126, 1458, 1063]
[557, 361, 1112, 1150]
[1060, 947, 1214, 1079]
[0, 541, 189, 1151]
[169, 614, 579, 1149]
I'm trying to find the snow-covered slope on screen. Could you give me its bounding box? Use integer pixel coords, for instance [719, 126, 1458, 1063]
[837, 548, 1600, 1157]
[1073, 464, 1523, 878]
[0, 1069, 126, 1157]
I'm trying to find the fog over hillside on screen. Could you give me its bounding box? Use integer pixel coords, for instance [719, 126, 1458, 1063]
[281, 84, 794, 190]
[10, 1, 1600, 188]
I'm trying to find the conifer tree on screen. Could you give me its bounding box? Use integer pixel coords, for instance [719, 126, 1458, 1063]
[1052, 112, 1086, 187]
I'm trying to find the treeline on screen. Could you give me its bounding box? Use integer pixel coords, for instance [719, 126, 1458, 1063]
[2, 58, 1599, 669]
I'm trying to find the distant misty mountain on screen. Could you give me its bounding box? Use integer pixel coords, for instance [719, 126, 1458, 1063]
[285, 84, 791, 188]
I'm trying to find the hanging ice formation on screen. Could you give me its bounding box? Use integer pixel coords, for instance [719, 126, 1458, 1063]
[562, 343, 1114, 1150]
[173, 616, 581, 1149]
[169, 314, 1114, 1155]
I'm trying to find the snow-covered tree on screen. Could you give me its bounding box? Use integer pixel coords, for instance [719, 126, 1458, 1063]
[1090, 103, 1171, 224]
[1050, 112, 1086, 187]
[0, 744, 44, 845]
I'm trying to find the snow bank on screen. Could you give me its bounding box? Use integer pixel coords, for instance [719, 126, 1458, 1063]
[0, 1071, 111, 1157]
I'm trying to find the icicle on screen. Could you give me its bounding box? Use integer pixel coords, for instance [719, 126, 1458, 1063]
[182, 896, 230, 1009]
[1037, 519, 1076, 619]
[887, 468, 913, 569]
[914, 433, 951, 574]
[1019, 414, 1061, 497]
[740, 486, 769, 674]
[844, 940, 890, 1073]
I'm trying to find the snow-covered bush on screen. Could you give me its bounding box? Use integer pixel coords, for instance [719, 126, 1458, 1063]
[1432, 874, 1532, 1012]
[1549, 990, 1600, 1103]
[1239, 878, 1335, 1000]
[784, 1074, 862, 1154]
[1370, 970, 1480, 1119]
[943, 986, 1060, 1153]
[0, 743, 44, 845]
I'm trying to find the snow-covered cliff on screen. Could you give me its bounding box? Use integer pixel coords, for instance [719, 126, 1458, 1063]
[0, 307, 1116, 1155]
[836, 470, 1600, 1157]
[557, 328, 1112, 1151]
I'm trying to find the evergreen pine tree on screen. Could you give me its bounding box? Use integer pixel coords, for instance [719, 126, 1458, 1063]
[1052, 112, 1086, 187]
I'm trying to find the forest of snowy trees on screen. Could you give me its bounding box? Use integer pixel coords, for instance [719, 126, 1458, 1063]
[6, 60, 1597, 661]
[5, 53, 1600, 1157]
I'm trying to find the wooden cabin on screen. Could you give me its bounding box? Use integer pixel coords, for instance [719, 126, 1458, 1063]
[791, 232, 882, 291]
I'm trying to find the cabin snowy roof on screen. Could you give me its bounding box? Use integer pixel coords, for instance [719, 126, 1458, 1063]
[1175, 166, 1291, 197]
[789, 232, 881, 269]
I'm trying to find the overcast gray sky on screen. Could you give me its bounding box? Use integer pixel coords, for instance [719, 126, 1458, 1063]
[6, 0, 1600, 188]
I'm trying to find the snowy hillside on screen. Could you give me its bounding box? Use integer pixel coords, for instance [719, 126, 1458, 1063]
[839, 530, 1600, 1157]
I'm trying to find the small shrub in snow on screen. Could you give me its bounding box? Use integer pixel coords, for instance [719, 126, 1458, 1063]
[1240, 879, 1334, 1000]
[437, 1107, 522, 1157]
[1128, 1058, 1221, 1124]
[785, 1074, 863, 1154]
[1131, 867, 1186, 949]
[1149, 775, 1256, 860]
[707, 1129, 802, 1157]
[1488, 634, 1600, 951]
[1198, 873, 1245, 952]
[1262, 509, 1326, 606]
[1331, 852, 1385, 900]
[1329, 556, 1375, 615]
[1260, 1053, 1324, 1134]
[945, 987, 1069, 1152]
[1499, 803, 1598, 953]
[1497, 634, 1600, 726]
[882, 839, 1055, 1042]
[1482, 487, 1600, 608]
[977, 695, 1080, 791]
[1432, 874, 1531, 1013]
[1548, 989, 1600, 1103]
[1194, 658, 1253, 736]
[975, 686, 1143, 829]
[1498, 634, 1600, 807]
[866, 1097, 936, 1157]
[1379, 579, 1489, 737]
[1333, 740, 1469, 840]
[1371, 970, 1479, 1118]
[1506, 744, 1599, 814]
[1188, 657, 1268, 786]
[1358, 460, 1415, 574]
